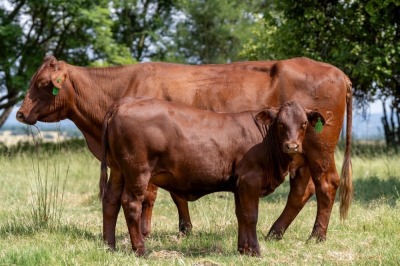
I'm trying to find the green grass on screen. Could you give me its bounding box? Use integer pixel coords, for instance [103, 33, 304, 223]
[0, 140, 399, 265]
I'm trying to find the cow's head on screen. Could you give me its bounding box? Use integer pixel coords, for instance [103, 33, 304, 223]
[255, 101, 325, 155]
[16, 55, 73, 125]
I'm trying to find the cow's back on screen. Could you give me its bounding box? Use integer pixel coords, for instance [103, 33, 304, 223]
[125, 58, 346, 113]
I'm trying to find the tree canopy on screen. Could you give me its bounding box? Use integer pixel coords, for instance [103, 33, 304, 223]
[0, 0, 399, 145]
[0, 0, 135, 126]
[241, 0, 399, 145]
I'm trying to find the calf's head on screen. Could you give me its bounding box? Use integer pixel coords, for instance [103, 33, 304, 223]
[16, 55, 72, 125]
[255, 101, 325, 155]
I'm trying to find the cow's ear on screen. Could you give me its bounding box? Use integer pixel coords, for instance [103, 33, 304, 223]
[307, 110, 325, 127]
[50, 60, 67, 90]
[255, 108, 279, 126]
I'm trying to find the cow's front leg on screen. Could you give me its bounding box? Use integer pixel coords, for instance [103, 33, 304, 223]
[121, 171, 149, 256]
[141, 182, 158, 237]
[308, 154, 339, 241]
[267, 166, 315, 240]
[171, 193, 192, 235]
[235, 175, 261, 257]
[102, 168, 124, 250]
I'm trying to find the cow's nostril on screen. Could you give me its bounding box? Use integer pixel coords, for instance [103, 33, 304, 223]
[16, 112, 24, 120]
[287, 143, 299, 150]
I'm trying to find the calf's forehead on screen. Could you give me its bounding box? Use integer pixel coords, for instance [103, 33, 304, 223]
[278, 102, 307, 123]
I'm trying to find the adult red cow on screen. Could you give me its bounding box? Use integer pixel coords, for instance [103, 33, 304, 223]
[16, 55, 352, 249]
[101, 97, 326, 256]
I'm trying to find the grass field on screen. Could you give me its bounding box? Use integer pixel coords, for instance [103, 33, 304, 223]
[0, 139, 399, 265]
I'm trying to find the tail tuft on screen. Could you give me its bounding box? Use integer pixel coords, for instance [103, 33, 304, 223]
[339, 75, 353, 221]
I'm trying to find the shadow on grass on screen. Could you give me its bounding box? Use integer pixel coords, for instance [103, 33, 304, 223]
[259, 175, 400, 207]
[0, 220, 99, 241]
[353, 176, 400, 206]
[142, 230, 236, 257]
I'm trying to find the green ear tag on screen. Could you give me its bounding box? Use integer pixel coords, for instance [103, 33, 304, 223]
[52, 87, 59, 96]
[314, 117, 323, 133]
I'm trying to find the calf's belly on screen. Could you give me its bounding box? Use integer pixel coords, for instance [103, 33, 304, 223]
[150, 171, 232, 201]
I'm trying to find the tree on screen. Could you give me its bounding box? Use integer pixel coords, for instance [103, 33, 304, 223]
[0, 0, 134, 128]
[241, 0, 400, 146]
[164, 0, 263, 64]
[110, 0, 176, 62]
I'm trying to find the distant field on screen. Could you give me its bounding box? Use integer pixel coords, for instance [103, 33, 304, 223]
[0, 140, 399, 265]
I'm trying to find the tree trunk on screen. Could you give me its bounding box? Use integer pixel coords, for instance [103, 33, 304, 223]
[381, 99, 400, 151]
[0, 106, 13, 129]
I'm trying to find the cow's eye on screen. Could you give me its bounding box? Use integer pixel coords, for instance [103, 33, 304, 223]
[37, 80, 50, 88]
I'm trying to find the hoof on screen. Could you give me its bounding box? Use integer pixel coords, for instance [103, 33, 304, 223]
[104, 241, 116, 251]
[265, 230, 284, 241]
[179, 223, 192, 236]
[307, 234, 326, 243]
[134, 247, 146, 257]
[142, 231, 151, 238]
[238, 246, 260, 257]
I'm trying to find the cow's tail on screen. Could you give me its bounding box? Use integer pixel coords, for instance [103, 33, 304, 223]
[339, 75, 353, 221]
[99, 107, 114, 201]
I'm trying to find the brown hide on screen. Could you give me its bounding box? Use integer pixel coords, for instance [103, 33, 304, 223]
[16, 55, 352, 248]
[101, 98, 325, 256]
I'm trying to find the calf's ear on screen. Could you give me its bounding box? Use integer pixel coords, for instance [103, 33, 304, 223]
[255, 108, 279, 126]
[50, 60, 67, 90]
[307, 110, 326, 127]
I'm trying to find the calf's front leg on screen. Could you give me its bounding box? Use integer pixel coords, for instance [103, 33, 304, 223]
[267, 166, 315, 240]
[235, 175, 261, 257]
[141, 182, 158, 237]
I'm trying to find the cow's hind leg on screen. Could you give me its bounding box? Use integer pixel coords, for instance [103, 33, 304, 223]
[267, 166, 315, 240]
[103, 168, 124, 250]
[171, 193, 192, 235]
[308, 154, 339, 242]
[121, 169, 150, 256]
[141, 182, 158, 237]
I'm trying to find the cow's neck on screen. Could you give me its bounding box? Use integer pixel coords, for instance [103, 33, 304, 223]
[65, 64, 138, 159]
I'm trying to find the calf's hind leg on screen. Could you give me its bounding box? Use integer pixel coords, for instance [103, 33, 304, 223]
[141, 182, 158, 237]
[121, 170, 150, 256]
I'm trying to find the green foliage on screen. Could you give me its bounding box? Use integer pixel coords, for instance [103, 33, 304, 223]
[0, 0, 136, 127]
[165, 0, 263, 64]
[241, 0, 400, 147]
[110, 0, 176, 62]
[241, 1, 400, 105]
[0, 138, 87, 157]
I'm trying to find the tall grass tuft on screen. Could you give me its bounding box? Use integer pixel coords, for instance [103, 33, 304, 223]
[28, 125, 70, 229]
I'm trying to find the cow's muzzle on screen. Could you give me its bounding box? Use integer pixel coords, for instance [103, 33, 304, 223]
[285, 143, 301, 154]
[16, 111, 35, 125]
